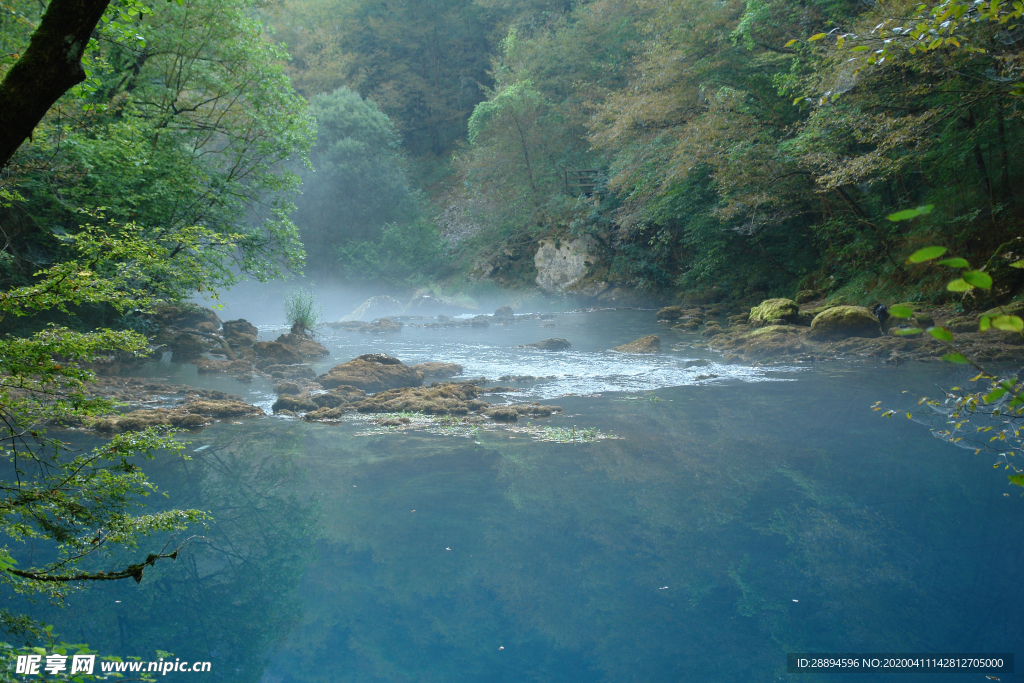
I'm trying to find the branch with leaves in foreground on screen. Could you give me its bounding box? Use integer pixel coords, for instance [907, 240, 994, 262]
[0, 218, 226, 631]
[873, 204, 1024, 490]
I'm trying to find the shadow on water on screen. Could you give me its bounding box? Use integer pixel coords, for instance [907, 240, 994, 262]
[19, 424, 319, 682]
[27, 311, 1024, 682]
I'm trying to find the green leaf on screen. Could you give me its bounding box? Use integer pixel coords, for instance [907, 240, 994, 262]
[889, 205, 935, 222]
[907, 246, 947, 263]
[990, 315, 1024, 332]
[808, 32, 827, 41]
[0, 550, 17, 573]
[947, 278, 974, 292]
[985, 387, 1008, 402]
[962, 270, 993, 289]
[889, 304, 914, 318]
[1009, 260, 1024, 269]
[980, 315, 991, 331]
[850, 44, 870, 51]
[784, 38, 799, 47]
[936, 257, 970, 268]
[927, 326, 954, 342]
[941, 352, 969, 364]
[893, 327, 923, 335]
[1009, 474, 1024, 487]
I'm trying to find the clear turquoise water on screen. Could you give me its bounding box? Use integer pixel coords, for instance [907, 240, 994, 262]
[22, 310, 1024, 682]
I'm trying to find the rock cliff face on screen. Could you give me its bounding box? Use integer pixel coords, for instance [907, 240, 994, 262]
[533, 236, 606, 295]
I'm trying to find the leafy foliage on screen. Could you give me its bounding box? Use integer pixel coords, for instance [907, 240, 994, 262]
[2, 0, 314, 294]
[293, 87, 420, 270]
[0, 222, 214, 633]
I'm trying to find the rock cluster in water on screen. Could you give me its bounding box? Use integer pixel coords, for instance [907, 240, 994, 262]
[667, 297, 1024, 364]
[260, 354, 563, 424]
[149, 305, 329, 383]
[81, 380, 265, 433]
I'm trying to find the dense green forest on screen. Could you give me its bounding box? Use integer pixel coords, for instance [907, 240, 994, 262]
[3, 0, 1023, 303]
[273, 0, 1024, 303]
[2, 0, 1024, 668]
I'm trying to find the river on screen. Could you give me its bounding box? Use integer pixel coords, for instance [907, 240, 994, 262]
[22, 308, 1024, 682]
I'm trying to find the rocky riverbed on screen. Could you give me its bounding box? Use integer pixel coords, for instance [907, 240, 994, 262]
[659, 297, 1024, 366]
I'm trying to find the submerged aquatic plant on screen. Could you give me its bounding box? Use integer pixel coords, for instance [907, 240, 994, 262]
[534, 424, 612, 443]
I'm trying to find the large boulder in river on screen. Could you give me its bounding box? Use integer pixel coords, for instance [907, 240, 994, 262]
[223, 319, 258, 337]
[413, 362, 463, 380]
[152, 304, 221, 330]
[272, 394, 318, 414]
[749, 298, 800, 327]
[656, 306, 684, 321]
[274, 332, 329, 359]
[253, 341, 304, 365]
[808, 305, 881, 340]
[493, 305, 514, 319]
[317, 354, 422, 392]
[222, 319, 258, 348]
[612, 335, 661, 353]
[312, 385, 367, 408]
[520, 338, 572, 351]
[168, 333, 207, 362]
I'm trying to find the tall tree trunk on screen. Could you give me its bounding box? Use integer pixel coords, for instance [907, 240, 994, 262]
[0, 0, 113, 169]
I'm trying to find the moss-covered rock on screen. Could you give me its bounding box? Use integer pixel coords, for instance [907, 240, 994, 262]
[808, 306, 881, 340]
[353, 382, 487, 415]
[272, 394, 318, 413]
[274, 381, 303, 395]
[151, 304, 222, 330]
[168, 333, 207, 362]
[312, 385, 367, 408]
[253, 341, 304, 365]
[493, 305, 515, 318]
[274, 332, 330, 359]
[222, 319, 258, 337]
[749, 298, 800, 327]
[328, 318, 403, 334]
[742, 326, 807, 359]
[257, 363, 316, 380]
[612, 335, 661, 353]
[656, 306, 684, 321]
[318, 354, 422, 392]
[89, 397, 262, 432]
[196, 359, 251, 375]
[521, 338, 572, 351]
[413, 362, 463, 379]
[303, 407, 350, 422]
[484, 406, 520, 422]
[795, 290, 821, 304]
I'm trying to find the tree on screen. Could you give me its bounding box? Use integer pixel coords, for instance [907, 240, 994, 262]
[0, 217, 225, 636]
[2, 0, 315, 293]
[271, 0, 499, 157]
[293, 87, 419, 271]
[0, 0, 117, 168]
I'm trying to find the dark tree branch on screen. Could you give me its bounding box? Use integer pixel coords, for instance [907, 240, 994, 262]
[0, 0, 113, 169]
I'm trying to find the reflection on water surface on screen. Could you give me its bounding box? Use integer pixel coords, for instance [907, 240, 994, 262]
[26, 310, 1024, 682]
